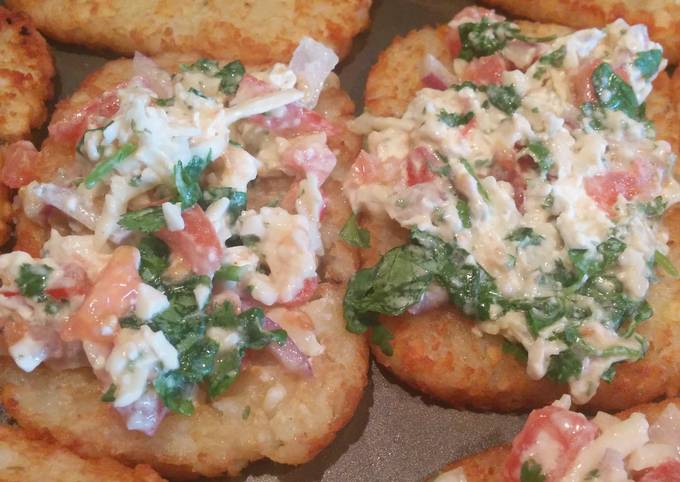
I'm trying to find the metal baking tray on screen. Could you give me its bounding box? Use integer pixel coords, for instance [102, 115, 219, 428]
[24, 0, 529, 480]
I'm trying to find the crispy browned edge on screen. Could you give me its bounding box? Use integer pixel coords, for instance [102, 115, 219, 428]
[0, 425, 166, 482]
[0, 5, 54, 143]
[480, 0, 680, 65]
[6, 0, 371, 64]
[0, 6, 54, 249]
[1, 56, 368, 478]
[432, 398, 680, 482]
[361, 21, 680, 412]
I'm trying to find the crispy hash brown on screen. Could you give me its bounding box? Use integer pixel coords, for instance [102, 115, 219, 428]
[5, 0, 371, 64]
[434, 398, 680, 481]
[0, 425, 165, 482]
[480, 0, 680, 65]
[362, 21, 680, 412]
[0, 56, 368, 478]
[0, 6, 53, 143]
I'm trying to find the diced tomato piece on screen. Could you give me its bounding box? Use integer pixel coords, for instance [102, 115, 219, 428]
[639, 460, 680, 482]
[445, 28, 462, 58]
[231, 74, 275, 104]
[571, 59, 601, 105]
[406, 146, 437, 186]
[584, 160, 657, 215]
[462, 54, 507, 85]
[156, 205, 223, 276]
[491, 154, 527, 211]
[62, 246, 141, 344]
[0, 141, 40, 188]
[346, 150, 403, 189]
[504, 405, 598, 482]
[280, 134, 337, 184]
[280, 277, 319, 307]
[48, 90, 121, 145]
[45, 263, 91, 300]
[249, 104, 340, 138]
[422, 73, 449, 90]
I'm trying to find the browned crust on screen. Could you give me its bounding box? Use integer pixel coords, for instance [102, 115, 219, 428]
[480, 0, 680, 65]
[6, 0, 371, 63]
[0, 6, 54, 143]
[3, 57, 368, 478]
[0, 285, 369, 479]
[0, 425, 166, 482]
[434, 398, 680, 482]
[363, 22, 680, 412]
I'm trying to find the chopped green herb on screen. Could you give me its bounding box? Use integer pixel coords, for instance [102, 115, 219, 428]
[457, 19, 516, 60]
[456, 199, 471, 228]
[639, 196, 667, 218]
[503, 340, 528, 362]
[437, 109, 474, 128]
[201, 187, 247, 221]
[542, 193, 554, 210]
[242, 405, 251, 420]
[175, 153, 211, 208]
[216, 60, 245, 95]
[181, 58, 219, 72]
[17, 263, 53, 299]
[138, 236, 170, 287]
[538, 45, 566, 67]
[188, 87, 207, 99]
[520, 459, 546, 482]
[592, 62, 644, 121]
[585, 468, 600, 480]
[154, 97, 175, 107]
[76, 121, 114, 157]
[84, 143, 136, 189]
[450, 80, 479, 91]
[215, 264, 248, 282]
[634, 49, 662, 80]
[100, 384, 117, 403]
[526, 140, 552, 172]
[655, 250, 679, 278]
[486, 84, 521, 115]
[461, 158, 490, 201]
[505, 227, 544, 248]
[340, 213, 371, 248]
[118, 206, 166, 233]
[128, 174, 143, 187]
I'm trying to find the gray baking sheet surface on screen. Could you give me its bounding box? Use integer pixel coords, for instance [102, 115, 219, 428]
[32, 0, 529, 480]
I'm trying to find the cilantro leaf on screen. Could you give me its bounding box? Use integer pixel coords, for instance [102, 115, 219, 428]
[181, 58, 219, 73]
[17, 263, 53, 299]
[174, 154, 211, 208]
[118, 206, 166, 233]
[538, 45, 566, 68]
[520, 459, 546, 482]
[457, 18, 518, 60]
[486, 84, 521, 115]
[216, 60, 245, 95]
[526, 141, 552, 172]
[505, 227, 544, 247]
[592, 62, 644, 121]
[640, 195, 667, 218]
[502, 340, 528, 362]
[340, 213, 371, 248]
[84, 143, 136, 189]
[137, 236, 170, 287]
[456, 199, 471, 228]
[461, 158, 489, 201]
[437, 109, 474, 128]
[100, 384, 117, 403]
[634, 49, 662, 79]
[154, 370, 196, 416]
[201, 187, 247, 221]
